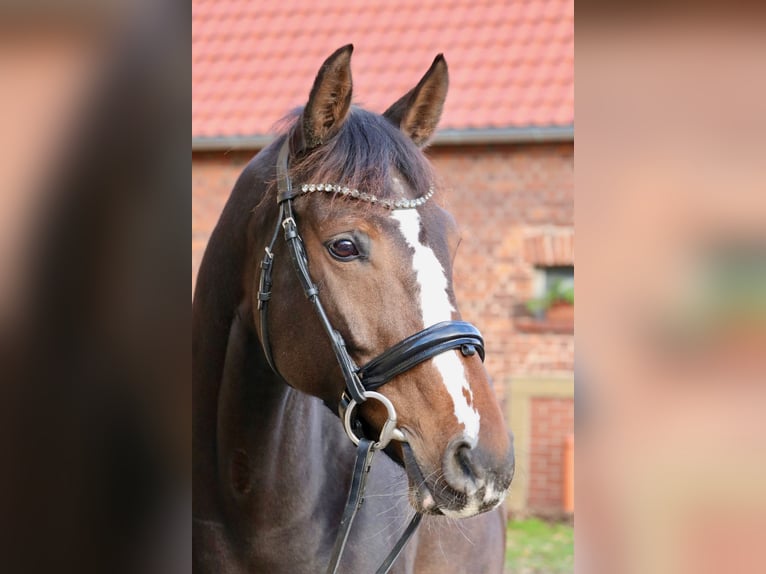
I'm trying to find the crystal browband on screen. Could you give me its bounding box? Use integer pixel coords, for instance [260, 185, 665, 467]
[299, 183, 435, 210]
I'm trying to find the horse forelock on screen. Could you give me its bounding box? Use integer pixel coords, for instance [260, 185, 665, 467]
[277, 106, 436, 203]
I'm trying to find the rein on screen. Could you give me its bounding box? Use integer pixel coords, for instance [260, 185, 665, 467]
[256, 138, 486, 573]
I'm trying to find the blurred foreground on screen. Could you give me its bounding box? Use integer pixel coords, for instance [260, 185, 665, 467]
[577, 10, 766, 574]
[0, 2, 188, 573]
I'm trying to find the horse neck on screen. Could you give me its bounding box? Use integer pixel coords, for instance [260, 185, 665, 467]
[215, 304, 354, 520]
[193, 142, 291, 519]
[219, 334, 419, 573]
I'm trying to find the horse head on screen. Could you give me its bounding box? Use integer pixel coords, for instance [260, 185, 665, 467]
[250, 45, 514, 518]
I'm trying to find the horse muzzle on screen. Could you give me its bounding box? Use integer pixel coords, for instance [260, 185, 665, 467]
[402, 437, 514, 518]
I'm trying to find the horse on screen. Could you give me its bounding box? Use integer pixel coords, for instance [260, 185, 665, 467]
[193, 45, 515, 573]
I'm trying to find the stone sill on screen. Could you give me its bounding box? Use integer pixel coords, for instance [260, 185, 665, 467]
[515, 316, 574, 334]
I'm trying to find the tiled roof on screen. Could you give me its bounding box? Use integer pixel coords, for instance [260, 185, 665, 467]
[192, 0, 573, 140]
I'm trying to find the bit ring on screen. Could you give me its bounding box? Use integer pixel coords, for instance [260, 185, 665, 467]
[343, 391, 406, 450]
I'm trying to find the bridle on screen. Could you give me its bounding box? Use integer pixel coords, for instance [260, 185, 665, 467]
[256, 137, 486, 574]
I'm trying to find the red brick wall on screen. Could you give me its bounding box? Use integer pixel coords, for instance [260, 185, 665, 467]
[508, 334, 575, 376]
[424, 144, 574, 395]
[192, 150, 253, 291]
[528, 397, 575, 513]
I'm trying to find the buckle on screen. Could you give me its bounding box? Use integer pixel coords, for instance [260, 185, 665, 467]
[281, 217, 296, 231]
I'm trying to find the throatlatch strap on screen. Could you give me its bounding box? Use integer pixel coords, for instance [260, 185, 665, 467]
[257, 203, 284, 375]
[256, 136, 294, 374]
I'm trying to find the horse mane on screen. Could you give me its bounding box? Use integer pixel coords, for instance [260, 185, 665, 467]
[279, 106, 435, 200]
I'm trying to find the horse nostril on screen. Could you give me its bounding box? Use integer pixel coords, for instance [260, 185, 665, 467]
[443, 439, 484, 494]
[455, 444, 475, 478]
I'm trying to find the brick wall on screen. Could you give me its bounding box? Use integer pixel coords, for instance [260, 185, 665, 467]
[192, 150, 253, 291]
[424, 144, 574, 391]
[529, 397, 575, 513]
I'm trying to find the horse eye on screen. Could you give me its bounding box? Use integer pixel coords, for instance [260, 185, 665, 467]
[329, 238, 360, 260]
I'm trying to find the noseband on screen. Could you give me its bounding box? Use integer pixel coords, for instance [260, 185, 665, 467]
[256, 138, 486, 574]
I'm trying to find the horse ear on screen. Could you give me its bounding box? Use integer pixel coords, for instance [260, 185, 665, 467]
[383, 54, 448, 147]
[301, 44, 354, 149]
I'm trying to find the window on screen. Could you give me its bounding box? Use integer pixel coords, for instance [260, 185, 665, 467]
[533, 265, 574, 302]
[517, 265, 574, 333]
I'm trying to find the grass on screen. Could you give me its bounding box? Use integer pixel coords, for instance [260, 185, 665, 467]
[504, 517, 574, 574]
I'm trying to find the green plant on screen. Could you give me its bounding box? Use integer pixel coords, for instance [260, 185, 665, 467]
[525, 296, 551, 316]
[524, 280, 574, 316]
[557, 283, 574, 305]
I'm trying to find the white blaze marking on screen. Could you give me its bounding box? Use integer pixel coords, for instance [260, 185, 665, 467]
[391, 209, 480, 441]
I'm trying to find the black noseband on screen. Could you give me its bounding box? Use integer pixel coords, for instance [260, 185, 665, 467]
[359, 321, 484, 391]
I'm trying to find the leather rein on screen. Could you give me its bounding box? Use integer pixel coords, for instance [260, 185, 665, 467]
[256, 138, 486, 574]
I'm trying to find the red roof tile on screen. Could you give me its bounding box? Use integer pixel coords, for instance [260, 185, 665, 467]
[192, 0, 573, 139]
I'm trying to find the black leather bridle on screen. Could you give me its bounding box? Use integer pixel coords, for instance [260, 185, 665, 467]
[256, 138, 486, 574]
